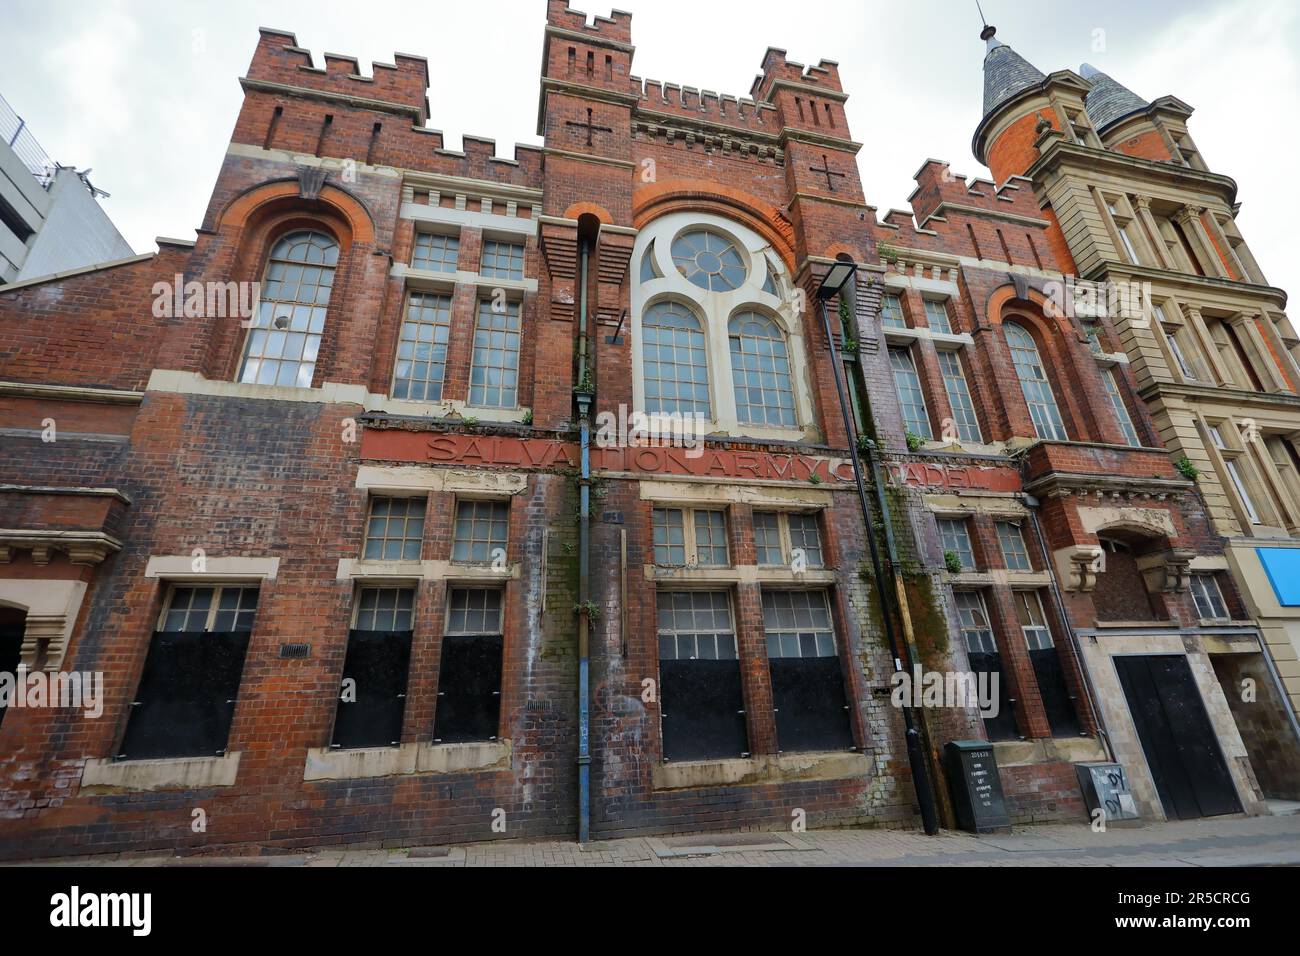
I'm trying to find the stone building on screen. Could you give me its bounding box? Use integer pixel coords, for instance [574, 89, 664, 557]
[0, 4, 1295, 858]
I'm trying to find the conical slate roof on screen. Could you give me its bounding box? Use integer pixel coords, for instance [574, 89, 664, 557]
[982, 27, 1047, 118]
[1079, 63, 1149, 132]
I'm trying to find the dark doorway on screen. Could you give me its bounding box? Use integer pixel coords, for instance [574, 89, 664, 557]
[0, 607, 25, 731]
[1116, 655, 1241, 820]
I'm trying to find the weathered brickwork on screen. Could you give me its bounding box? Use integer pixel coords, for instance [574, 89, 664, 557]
[0, 4, 1295, 858]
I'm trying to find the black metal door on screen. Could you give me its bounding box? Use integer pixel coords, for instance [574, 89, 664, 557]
[967, 651, 1019, 742]
[0, 610, 24, 731]
[118, 631, 252, 760]
[433, 634, 503, 743]
[659, 659, 748, 762]
[331, 630, 412, 749]
[1115, 655, 1241, 820]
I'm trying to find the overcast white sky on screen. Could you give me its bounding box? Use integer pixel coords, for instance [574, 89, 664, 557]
[2, 0, 1296, 293]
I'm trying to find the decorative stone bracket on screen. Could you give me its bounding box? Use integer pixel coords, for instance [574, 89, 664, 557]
[1057, 545, 1104, 593]
[1138, 548, 1198, 594]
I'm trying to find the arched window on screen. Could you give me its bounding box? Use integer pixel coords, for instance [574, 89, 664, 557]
[240, 231, 338, 388]
[729, 311, 795, 427]
[642, 300, 711, 416]
[1005, 321, 1068, 440]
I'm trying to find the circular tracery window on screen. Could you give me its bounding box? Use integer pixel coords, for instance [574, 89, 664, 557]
[671, 230, 746, 292]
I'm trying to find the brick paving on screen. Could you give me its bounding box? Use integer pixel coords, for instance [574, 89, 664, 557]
[5, 811, 1299, 868]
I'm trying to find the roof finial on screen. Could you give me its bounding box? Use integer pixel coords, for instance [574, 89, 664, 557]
[977, 2, 998, 42]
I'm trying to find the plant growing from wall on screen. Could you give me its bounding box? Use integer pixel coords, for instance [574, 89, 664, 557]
[943, 550, 964, 574]
[905, 431, 925, 452]
[573, 600, 601, 619]
[1175, 457, 1200, 481]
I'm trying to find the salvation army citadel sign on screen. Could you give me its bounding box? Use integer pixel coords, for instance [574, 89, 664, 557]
[361, 431, 1021, 492]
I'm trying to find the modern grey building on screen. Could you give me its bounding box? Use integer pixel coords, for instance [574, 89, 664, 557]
[0, 93, 133, 285]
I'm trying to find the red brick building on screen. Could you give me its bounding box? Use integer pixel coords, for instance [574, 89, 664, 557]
[0, 5, 1294, 858]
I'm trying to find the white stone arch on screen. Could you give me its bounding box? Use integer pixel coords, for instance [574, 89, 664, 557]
[631, 210, 812, 440]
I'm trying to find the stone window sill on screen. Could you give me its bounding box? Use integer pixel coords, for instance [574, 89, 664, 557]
[651, 750, 870, 791]
[304, 739, 512, 782]
[79, 752, 242, 794]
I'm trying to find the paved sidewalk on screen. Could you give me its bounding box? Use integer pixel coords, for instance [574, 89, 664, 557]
[6, 810, 1300, 867]
[7, 811, 1300, 868]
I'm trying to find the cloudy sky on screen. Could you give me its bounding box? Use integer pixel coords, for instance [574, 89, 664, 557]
[3, 0, 1297, 292]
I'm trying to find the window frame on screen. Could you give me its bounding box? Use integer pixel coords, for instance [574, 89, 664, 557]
[1189, 573, 1229, 622]
[651, 506, 731, 568]
[996, 521, 1032, 572]
[954, 590, 997, 655]
[1102, 367, 1142, 447]
[156, 584, 260, 634]
[410, 230, 461, 274]
[451, 498, 511, 566]
[937, 348, 982, 443]
[391, 291, 454, 402]
[238, 229, 339, 390]
[363, 495, 428, 562]
[922, 298, 954, 335]
[468, 297, 523, 409]
[938, 517, 976, 571]
[888, 344, 933, 440]
[1005, 321, 1069, 442]
[351, 585, 417, 632]
[479, 238, 525, 281]
[753, 511, 825, 569]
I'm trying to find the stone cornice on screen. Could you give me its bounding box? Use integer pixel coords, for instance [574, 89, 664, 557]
[778, 128, 863, 154]
[634, 108, 783, 149]
[0, 381, 144, 405]
[544, 24, 636, 54]
[238, 77, 423, 120]
[1022, 472, 1193, 501]
[1139, 381, 1300, 412]
[1086, 260, 1288, 310]
[0, 485, 133, 505]
[542, 147, 636, 169]
[401, 170, 543, 204]
[1028, 139, 1239, 207]
[0, 529, 123, 566]
[919, 202, 1049, 231]
[763, 78, 849, 104]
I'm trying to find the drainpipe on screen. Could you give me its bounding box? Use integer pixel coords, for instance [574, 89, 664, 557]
[576, 238, 592, 843]
[1023, 495, 1117, 763]
[817, 296, 940, 836]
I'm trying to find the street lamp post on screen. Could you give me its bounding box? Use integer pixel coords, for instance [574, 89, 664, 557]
[815, 261, 941, 836]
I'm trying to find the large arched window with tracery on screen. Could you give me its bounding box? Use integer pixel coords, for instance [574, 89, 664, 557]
[239, 230, 338, 388]
[642, 300, 711, 417]
[634, 212, 807, 436]
[729, 311, 795, 427]
[1005, 320, 1068, 441]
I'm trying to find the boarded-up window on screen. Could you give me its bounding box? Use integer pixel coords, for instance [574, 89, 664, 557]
[117, 586, 258, 760]
[331, 587, 414, 750]
[657, 591, 748, 761]
[762, 590, 853, 753]
[433, 589, 504, 743]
